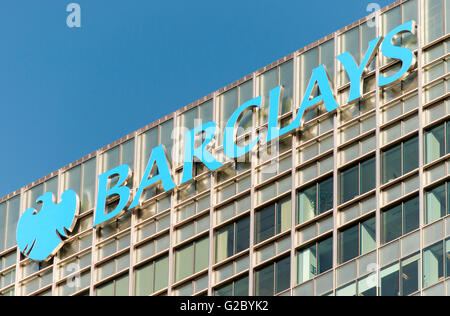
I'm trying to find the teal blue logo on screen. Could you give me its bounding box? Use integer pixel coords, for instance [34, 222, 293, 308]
[16, 190, 79, 262]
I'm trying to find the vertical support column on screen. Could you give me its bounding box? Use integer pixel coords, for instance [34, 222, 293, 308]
[289, 53, 299, 295]
[332, 31, 339, 296]
[128, 132, 139, 296]
[89, 151, 101, 296]
[207, 93, 217, 296]
[248, 72, 258, 296]
[167, 122, 177, 296]
[14, 188, 25, 296]
[417, 0, 424, 296]
[374, 9, 382, 297]
[51, 169, 64, 295]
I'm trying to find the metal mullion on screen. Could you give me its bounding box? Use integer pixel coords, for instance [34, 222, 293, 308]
[89, 151, 101, 296]
[332, 30, 339, 296]
[248, 72, 257, 296]
[374, 7, 382, 297]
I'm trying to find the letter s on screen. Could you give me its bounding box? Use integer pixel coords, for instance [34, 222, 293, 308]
[379, 21, 416, 87]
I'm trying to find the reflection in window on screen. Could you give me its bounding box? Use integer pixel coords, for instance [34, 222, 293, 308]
[381, 137, 418, 184]
[425, 121, 450, 164]
[255, 198, 291, 244]
[340, 157, 376, 204]
[380, 253, 420, 296]
[423, 241, 445, 288]
[339, 217, 376, 264]
[382, 196, 419, 244]
[297, 236, 333, 284]
[174, 237, 209, 282]
[215, 275, 249, 296]
[255, 257, 290, 296]
[425, 182, 449, 224]
[134, 255, 169, 296]
[96, 274, 129, 296]
[297, 177, 333, 224]
[215, 216, 250, 263]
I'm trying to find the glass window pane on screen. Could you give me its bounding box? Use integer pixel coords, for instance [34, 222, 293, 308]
[81, 158, 96, 213]
[115, 274, 129, 296]
[275, 257, 290, 294]
[401, 254, 420, 296]
[255, 204, 275, 244]
[340, 165, 358, 204]
[380, 263, 400, 296]
[403, 137, 419, 174]
[255, 264, 274, 296]
[235, 216, 250, 254]
[0, 203, 6, 252]
[317, 237, 333, 274]
[361, 217, 376, 255]
[382, 145, 402, 184]
[276, 198, 291, 234]
[360, 158, 375, 195]
[383, 205, 402, 244]
[234, 276, 249, 296]
[297, 244, 316, 284]
[318, 177, 333, 214]
[280, 60, 293, 114]
[424, 0, 444, 43]
[175, 244, 193, 282]
[135, 262, 153, 296]
[423, 242, 444, 288]
[425, 184, 446, 224]
[297, 185, 316, 224]
[446, 239, 450, 278]
[6, 196, 20, 249]
[404, 197, 420, 234]
[154, 255, 169, 292]
[216, 224, 233, 263]
[194, 238, 209, 273]
[425, 124, 445, 164]
[340, 224, 359, 263]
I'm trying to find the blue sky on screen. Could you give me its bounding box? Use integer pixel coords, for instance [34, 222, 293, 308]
[0, 0, 395, 197]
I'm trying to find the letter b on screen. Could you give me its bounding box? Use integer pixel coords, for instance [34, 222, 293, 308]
[94, 165, 132, 227]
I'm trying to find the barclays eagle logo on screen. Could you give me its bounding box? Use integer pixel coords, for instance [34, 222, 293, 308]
[16, 190, 79, 261]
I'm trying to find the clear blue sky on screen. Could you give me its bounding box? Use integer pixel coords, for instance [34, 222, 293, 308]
[0, 0, 395, 197]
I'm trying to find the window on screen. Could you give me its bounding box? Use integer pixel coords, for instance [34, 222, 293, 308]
[134, 255, 169, 296]
[0, 196, 21, 251]
[96, 274, 129, 296]
[338, 22, 376, 86]
[174, 237, 209, 282]
[340, 157, 376, 204]
[254, 257, 290, 296]
[381, 137, 419, 184]
[424, 0, 445, 44]
[425, 121, 450, 164]
[339, 216, 376, 264]
[255, 198, 291, 244]
[424, 182, 450, 224]
[423, 241, 445, 288]
[297, 177, 333, 224]
[215, 216, 250, 263]
[258, 60, 294, 125]
[63, 159, 96, 213]
[217, 81, 253, 145]
[380, 253, 420, 296]
[297, 236, 333, 284]
[382, 196, 419, 244]
[215, 276, 249, 296]
[299, 39, 335, 100]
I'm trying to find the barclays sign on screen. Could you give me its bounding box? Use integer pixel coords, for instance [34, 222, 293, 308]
[17, 21, 417, 262]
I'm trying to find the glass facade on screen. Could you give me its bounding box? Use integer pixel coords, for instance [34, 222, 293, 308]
[0, 0, 450, 296]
